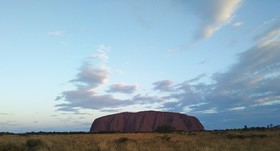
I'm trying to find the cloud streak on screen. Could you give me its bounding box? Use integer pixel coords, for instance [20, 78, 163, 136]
[193, 0, 242, 39]
[48, 31, 66, 37]
[0, 113, 13, 115]
[90, 44, 110, 62]
[232, 22, 243, 28]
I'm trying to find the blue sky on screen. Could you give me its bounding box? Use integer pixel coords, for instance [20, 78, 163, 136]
[1, 0, 280, 132]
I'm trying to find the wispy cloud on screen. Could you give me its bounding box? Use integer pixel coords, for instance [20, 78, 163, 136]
[255, 21, 280, 46]
[193, 0, 242, 40]
[195, 108, 218, 114]
[48, 31, 66, 37]
[228, 106, 246, 111]
[91, 53, 109, 62]
[0, 121, 21, 127]
[187, 74, 207, 83]
[246, 18, 276, 33]
[0, 113, 13, 115]
[232, 21, 243, 28]
[130, 94, 163, 104]
[90, 44, 110, 62]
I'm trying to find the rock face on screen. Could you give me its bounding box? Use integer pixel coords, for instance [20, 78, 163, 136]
[90, 111, 204, 133]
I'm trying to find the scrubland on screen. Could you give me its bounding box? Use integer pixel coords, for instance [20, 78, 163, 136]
[0, 129, 279, 151]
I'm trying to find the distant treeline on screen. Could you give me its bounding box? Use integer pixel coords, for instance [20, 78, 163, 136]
[241, 124, 280, 131]
[1, 124, 280, 135]
[213, 124, 280, 132]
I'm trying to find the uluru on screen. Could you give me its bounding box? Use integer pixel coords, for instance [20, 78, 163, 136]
[90, 111, 204, 133]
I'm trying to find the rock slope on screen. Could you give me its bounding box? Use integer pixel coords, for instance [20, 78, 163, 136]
[90, 111, 204, 133]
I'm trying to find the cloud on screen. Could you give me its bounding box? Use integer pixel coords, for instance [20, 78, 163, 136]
[130, 94, 163, 104]
[207, 30, 280, 109]
[56, 61, 127, 110]
[56, 87, 130, 110]
[153, 80, 174, 92]
[228, 106, 246, 111]
[246, 18, 276, 34]
[56, 106, 80, 112]
[255, 21, 280, 46]
[55, 22, 280, 129]
[48, 31, 66, 37]
[70, 62, 110, 88]
[91, 53, 109, 62]
[193, 0, 242, 39]
[56, 85, 162, 111]
[187, 74, 207, 83]
[0, 121, 21, 127]
[107, 83, 138, 94]
[232, 21, 243, 28]
[56, 44, 122, 111]
[91, 44, 110, 62]
[160, 21, 280, 120]
[162, 81, 208, 112]
[56, 44, 159, 112]
[0, 113, 13, 115]
[211, 22, 280, 103]
[195, 107, 218, 114]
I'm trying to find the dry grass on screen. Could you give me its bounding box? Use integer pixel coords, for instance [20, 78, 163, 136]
[0, 129, 279, 151]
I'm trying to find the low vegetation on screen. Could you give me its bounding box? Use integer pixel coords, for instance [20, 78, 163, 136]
[0, 128, 279, 151]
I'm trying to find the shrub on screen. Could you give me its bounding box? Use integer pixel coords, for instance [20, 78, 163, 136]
[113, 137, 130, 151]
[115, 137, 129, 144]
[26, 138, 46, 151]
[0, 143, 22, 151]
[160, 135, 171, 141]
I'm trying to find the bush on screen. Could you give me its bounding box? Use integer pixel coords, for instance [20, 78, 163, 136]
[26, 138, 46, 151]
[160, 135, 171, 141]
[113, 137, 130, 151]
[0, 143, 22, 151]
[115, 137, 129, 144]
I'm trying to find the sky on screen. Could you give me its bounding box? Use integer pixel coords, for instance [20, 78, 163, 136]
[1, 0, 280, 133]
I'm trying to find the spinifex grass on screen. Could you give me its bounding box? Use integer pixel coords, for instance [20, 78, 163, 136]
[0, 129, 279, 151]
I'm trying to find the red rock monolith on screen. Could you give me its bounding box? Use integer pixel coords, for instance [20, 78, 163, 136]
[90, 111, 204, 133]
